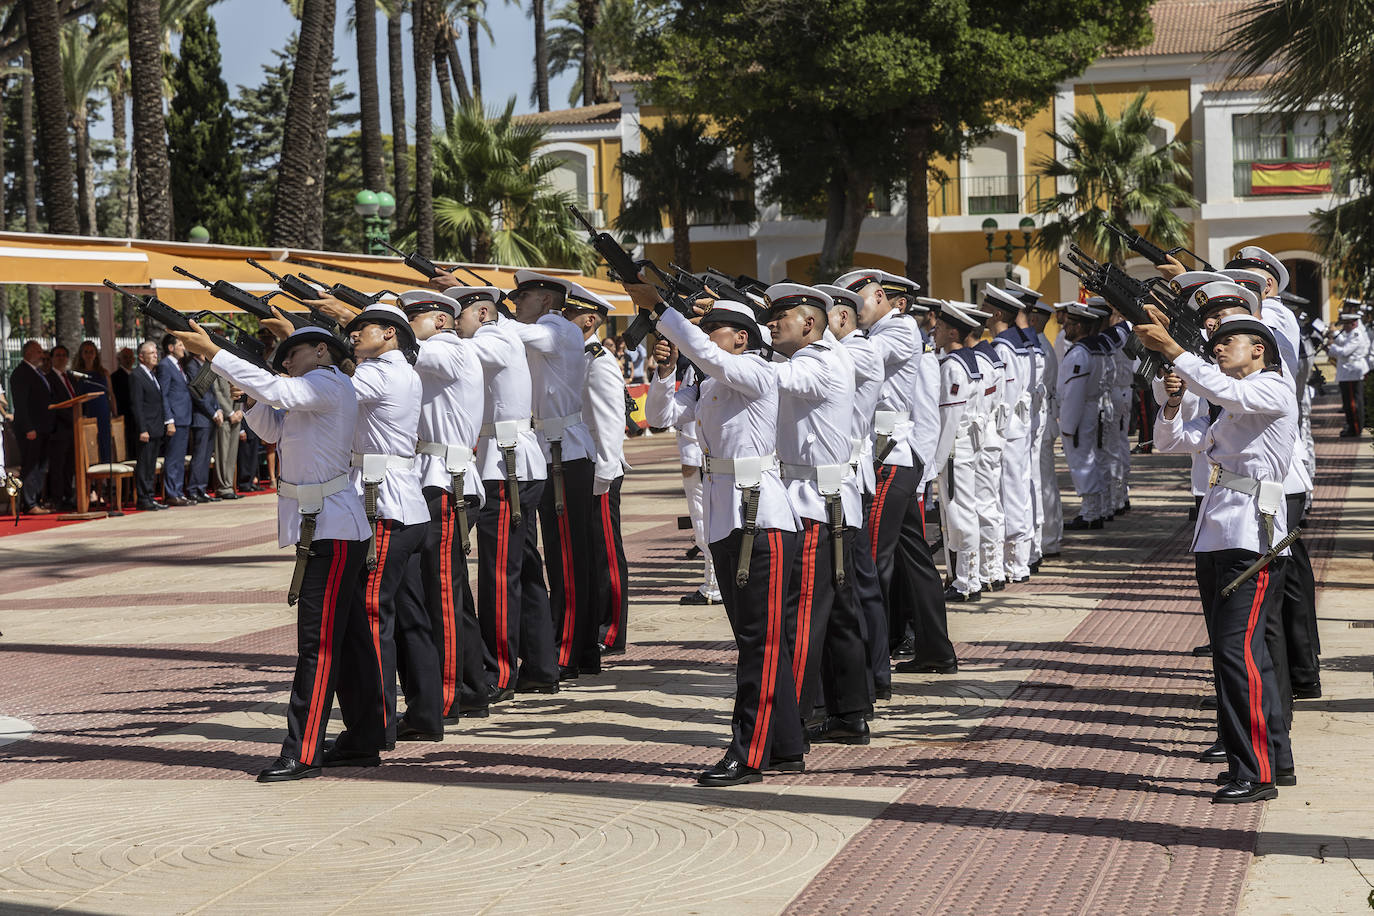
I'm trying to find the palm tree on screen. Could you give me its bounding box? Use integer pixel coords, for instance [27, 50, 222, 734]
[412, 0, 436, 255]
[269, 0, 336, 247]
[546, 0, 642, 106]
[21, 54, 43, 331]
[383, 0, 410, 228]
[615, 114, 756, 271]
[464, 0, 484, 105]
[431, 99, 594, 270]
[61, 21, 127, 238]
[1031, 90, 1197, 266]
[434, 7, 471, 136]
[531, 0, 549, 111]
[354, 0, 387, 194]
[127, 0, 174, 239]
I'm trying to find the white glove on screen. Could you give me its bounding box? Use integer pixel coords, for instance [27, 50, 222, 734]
[593, 476, 612, 497]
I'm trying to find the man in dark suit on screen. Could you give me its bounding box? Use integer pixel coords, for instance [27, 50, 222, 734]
[156, 333, 194, 507]
[8, 340, 55, 514]
[111, 347, 135, 458]
[46, 344, 79, 511]
[185, 354, 223, 502]
[130, 341, 169, 510]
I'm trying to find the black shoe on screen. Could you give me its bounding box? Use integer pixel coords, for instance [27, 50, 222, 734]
[807, 715, 871, 745]
[1291, 685, 1322, 700]
[218, 492, 242, 500]
[1065, 516, 1090, 530]
[679, 591, 721, 605]
[988, 579, 1007, 592]
[1011, 575, 1030, 584]
[1213, 780, 1277, 803]
[1029, 561, 1041, 573]
[1119, 500, 1131, 514]
[1192, 644, 1212, 657]
[697, 755, 763, 787]
[487, 685, 515, 704]
[685, 544, 701, 560]
[895, 659, 958, 675]
[257, 755, 322, 782]
[1199, 694, 1218, 710]
[1338, 427, 1358, 438]
[599, 643, 626, 656]
[763, 756, 805, 774]
[396, 723, 444, 742]
[559, 665, 579, 681]
[874, 686, 891, 701]
[891, 636, 915, 658]
[192, 493, 212, 503]
[321, 741, 382, 768]
[864, 709, 875, 722]
[136, 501, 161, 511]
[1089, 518, 1104, 529]
[943, 586, 979, 602]
[1043, 551, 1061, 559]
[1217, 768, 1294, 787]
[457, 699, 491, 718]
[1188, 506, 1199, 521]
[515, 677, 559, 695]
[1198, 741, 1227, 763]
[166, 496, 193, 507]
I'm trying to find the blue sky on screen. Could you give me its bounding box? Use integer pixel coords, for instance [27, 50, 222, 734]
[93, 0, 579, 139]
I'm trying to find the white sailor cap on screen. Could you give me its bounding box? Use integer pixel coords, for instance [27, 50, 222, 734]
[1218, 268, 1269, 298]
[1212, 313, 1280, 363]
[1339, 310, 1362, 321]
[1003, 279, 1042, 305]
[1053, 301, 1074, 312]
[344, 302, 418, 345]
[875, 270, 921, 299]
[981, 283, 1024, 315]
[1195, 281, 1260, 316]
[560, 279, 613, 316]
[832, 269, 886, 293]
[1278, 290, 1309, 309]
[699, 299, 764, 343]
[512, 269, 573, 298]
[398, 289, 463, 317]
[1228, 247, 1288, 292]
[271, 325, 352, 374]
[764, 282, 833, 315]
[1065, 302, 1107, 321]
[815, 284, 863, 314]
[1170, 271, 1230, 298]
[405, 285, 501, 314]
[910, 296, 942, 315]
[936, 300, 983, 334]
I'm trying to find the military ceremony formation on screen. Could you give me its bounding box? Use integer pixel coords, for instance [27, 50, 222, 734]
[93, 230, 1346, 809]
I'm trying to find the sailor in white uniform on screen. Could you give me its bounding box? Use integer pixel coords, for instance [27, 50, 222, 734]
[931, 301, 985, 603]
[982, 284, 1035, 583]
[1058, 302, 1110, 528]
[967, 307, 1007, 590]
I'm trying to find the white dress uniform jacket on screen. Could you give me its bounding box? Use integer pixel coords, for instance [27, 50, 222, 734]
[414, 331, 485, 503]
[509, 313, 595, 463]
[584, 340, 630, 492]
[911, 329, 942, 485]
[213, 351, 370, 548]
[1329, 322, 1370, 382]
[776, 337, 862, 526]
[646, 308, 798, 543]
[839, 330, 883, 495]
[349, 350, 429, 526]
[1156, 353, 1298, 555]
[471, 319, 546, 482]
[866, 309, 923, 468]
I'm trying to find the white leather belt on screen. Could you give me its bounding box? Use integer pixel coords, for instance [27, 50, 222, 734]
[1209, 464, 1284, 546]
[780, 461, 853, 496]
[278, 472, 353, 515]
[702, 454, 778, 489]
[534, 411, 583, 442]
[350, 451, 416, 484]
[873, 409, 908, 436]
[848, 436, 864, 465]
[417, 440, 475, 474]
[479, 417, 532, 448]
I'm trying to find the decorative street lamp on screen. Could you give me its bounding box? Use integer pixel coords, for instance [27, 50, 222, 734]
[354, 189, 395, 255]
[982, 216, 1037, 278]
[188, 225, 210, 243]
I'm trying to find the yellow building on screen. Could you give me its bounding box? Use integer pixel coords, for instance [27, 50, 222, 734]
[526, 0, 1347, 321]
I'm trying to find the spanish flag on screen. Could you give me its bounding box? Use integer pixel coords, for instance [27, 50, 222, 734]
[1250, 160, 1332, 195]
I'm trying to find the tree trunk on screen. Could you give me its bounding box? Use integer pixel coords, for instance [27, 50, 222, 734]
[110, 71, 131, 237]
[127, 0, 172, 239]
[533, 0, 549, 112]
[577, 0, 598, 106]
[305, 0, 337, 250]
[446, 31, 470, 105]
[387, 7, 411, 230]
[270, 0, 333, 247]
[413, 0, 435, 256]
[466, 7, 482, 106]
[355, 0, 386, 193]
[74, 109, 98, 236]
[903, 120, 932, 294]
[23, 0, 82, 350]
[21, 55, 42, 333]
[816, 169, 870, 280]
[435, 43, 456, 134]
[0, 76, 7, 330]
[671, 209, 692, 272]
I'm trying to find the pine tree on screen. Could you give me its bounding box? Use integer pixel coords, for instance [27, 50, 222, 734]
[167, 8, 258, 244]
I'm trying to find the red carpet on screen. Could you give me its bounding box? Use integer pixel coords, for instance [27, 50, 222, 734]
[0, 487, 275, 539]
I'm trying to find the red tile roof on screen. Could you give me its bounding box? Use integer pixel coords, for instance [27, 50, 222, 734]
[515, 102, 622, 126]
[1109, 0, 1256, 58]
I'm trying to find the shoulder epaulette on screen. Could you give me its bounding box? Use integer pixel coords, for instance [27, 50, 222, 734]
[585, 341, 605, 357]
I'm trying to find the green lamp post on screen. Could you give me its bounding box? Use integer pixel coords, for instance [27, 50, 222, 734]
[188, 225, 210, 243]
[355, 189, 395, 256]
[982, 216, 1036, 279]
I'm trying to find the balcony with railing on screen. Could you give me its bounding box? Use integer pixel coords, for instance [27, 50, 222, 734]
[1231, 112, 1344, 198]
[928, 174, 1053, 218]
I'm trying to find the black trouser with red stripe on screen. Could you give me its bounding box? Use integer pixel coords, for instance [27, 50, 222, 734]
[891, 483, 956, 667]
[540, 457, 600, 674]
[1339, 379, 1365, 431]
[402, 486, 487, 720]
[1280, 493, 1321, 693]
[709, 527, 804, 768]
[842, 524, 888, 703]
[785, 519, 835, 722]
[1197, 549, 1293, 784]
[478, 478, 558, 688]
[593, 476, 630, 652]
[280, 538, 377, 765]
[815, 525, 873, 719]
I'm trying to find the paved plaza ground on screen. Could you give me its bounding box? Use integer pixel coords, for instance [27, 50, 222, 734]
[1, 400, 1371, 915]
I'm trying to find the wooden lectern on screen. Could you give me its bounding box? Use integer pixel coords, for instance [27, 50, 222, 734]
[49, 390, 105, 519]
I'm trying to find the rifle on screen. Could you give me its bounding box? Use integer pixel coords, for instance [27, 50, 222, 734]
[569, 204, 681, 349]
[171, 265, 302, 325]
[1059, 245, 1207, 388]
[243, 260, 345, 334]
[1107, 223, 1215, 271]
[296, 271, 395, 310]
[104, 279, 271, 398]
[705, 267, 768, 298]
[245, 258, 323, 302]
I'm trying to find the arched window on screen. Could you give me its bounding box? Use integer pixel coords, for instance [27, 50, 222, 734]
[962, 261, 1030, 305]
[542, 146, 593, 211]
